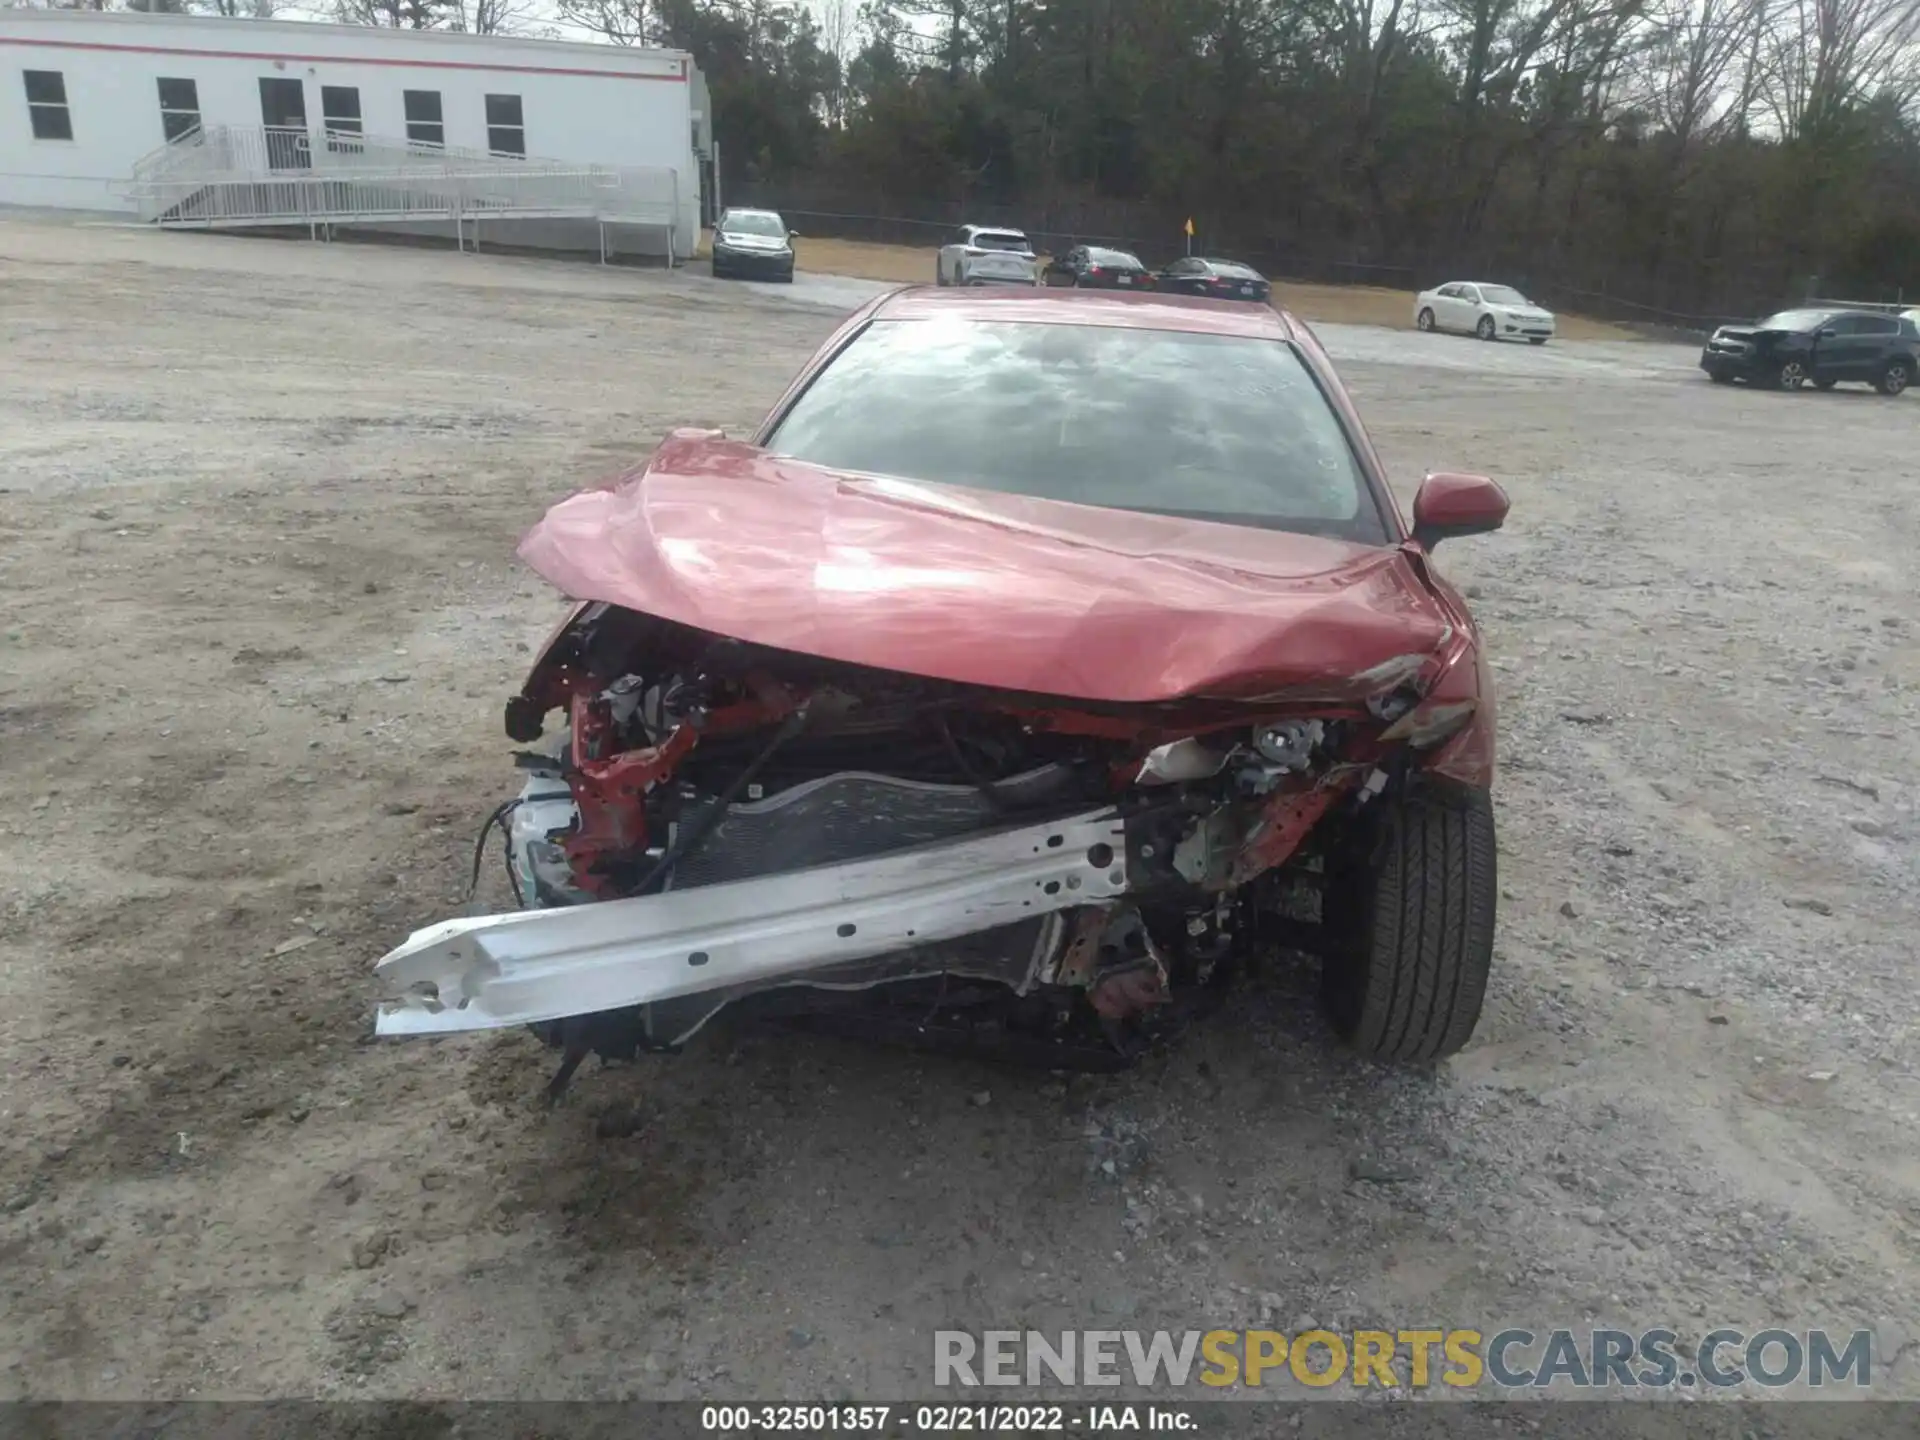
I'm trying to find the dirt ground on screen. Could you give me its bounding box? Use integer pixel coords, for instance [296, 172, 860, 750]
[2, 217, 1918, 1413]
[712, 232, 1637, 341]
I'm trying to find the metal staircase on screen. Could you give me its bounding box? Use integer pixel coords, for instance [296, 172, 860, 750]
[125, 125, 682, 261]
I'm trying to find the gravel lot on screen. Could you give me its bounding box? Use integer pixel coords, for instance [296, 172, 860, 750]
[2, 217, 1917, 1414]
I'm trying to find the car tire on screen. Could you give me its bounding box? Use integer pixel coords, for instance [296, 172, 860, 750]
[1773, 358, 1809, 390]
[1322, 782, 1496, 1064]
[1528, 337, 1547, 346]
[1707, 370, 1732, 384]
[1476, 315, 1496, 341]
[1815, 379, 1838, 391]
[1876, 359, 1911, 396]
[1416, 307, 1435, 332]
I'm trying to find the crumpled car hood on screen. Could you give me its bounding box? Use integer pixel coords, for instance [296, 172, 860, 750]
[518, 432, 1454, 705]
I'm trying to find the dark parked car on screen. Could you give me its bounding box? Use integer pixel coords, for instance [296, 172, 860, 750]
[711, 207, 797, 283]
[1042, 245, 1156, 291]
[1700, 308, 1917, 394]
[1157, 256, 1272, 304]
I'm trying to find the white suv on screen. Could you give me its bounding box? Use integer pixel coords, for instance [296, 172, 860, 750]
[937, 225, 1039, 287]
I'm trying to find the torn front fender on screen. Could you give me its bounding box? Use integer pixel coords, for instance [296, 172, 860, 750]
[373, 808, 1129, 1039]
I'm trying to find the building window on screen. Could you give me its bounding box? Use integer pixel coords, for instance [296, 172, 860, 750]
[156, 77, 200, 143]
[403, 89, 443, 148]
[321, 85, 363, 152]
[23, 70, 73, 142]
[485, 94, 524, 157]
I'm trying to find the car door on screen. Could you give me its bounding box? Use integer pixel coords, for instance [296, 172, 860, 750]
[1811, 315, 1869, 380]
[1809, 314, 1849, 380]
[1431, 284, 1464, 331]
[1852, 314, 1900, 380]
[1451, 285, 1483, 332]
[1045, 246, 1082, 287]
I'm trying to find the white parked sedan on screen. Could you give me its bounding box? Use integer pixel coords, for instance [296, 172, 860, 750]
[1414, 282, 1557, 345]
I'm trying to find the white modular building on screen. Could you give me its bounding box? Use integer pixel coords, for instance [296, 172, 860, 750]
[0, 9, 715, 259]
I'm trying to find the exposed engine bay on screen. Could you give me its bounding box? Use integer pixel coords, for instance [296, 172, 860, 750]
[374, 598, 1491, 1091]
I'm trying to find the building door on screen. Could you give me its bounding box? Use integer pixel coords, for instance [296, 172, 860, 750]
[258, 77, 310, 170]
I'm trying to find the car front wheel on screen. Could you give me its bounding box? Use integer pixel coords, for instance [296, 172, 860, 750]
[1476, 315, 1496, 341]
[1322, 782, 1496, 1063]
[1774, 359, 1809, 390]
[1877, 359, 1911, 396]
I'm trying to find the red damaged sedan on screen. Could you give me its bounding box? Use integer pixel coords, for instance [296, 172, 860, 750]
[374, 287, 1510, 1091]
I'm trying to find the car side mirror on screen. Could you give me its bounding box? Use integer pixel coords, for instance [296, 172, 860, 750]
[1411, 472, 1509, 551]
[1817, 327, 1835, 339]
[786, 229, 801, 240]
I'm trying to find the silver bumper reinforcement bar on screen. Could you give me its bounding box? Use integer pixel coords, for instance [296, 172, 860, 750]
[373, 808, 1129, 1037]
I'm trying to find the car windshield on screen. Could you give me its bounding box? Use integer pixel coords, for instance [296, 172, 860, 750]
[722, 212, 786, 238]
[972, 231, 1030, 252]
[1758, 310, 1830, 331]
[765, 318, 1386, 544]
[1089, 248, 1143, 269]
[1480, 285, 1531, 306]
[1209, 262, 1263, 280]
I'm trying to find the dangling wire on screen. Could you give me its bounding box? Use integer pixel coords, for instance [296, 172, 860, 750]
[464, 797, 522, 905]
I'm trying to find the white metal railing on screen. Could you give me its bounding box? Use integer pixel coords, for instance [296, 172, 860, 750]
[124, 124, 679, 250]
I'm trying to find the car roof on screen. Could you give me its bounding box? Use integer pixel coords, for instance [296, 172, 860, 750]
[870, 285, 1301, 341]
[964, 223, 1027, 235]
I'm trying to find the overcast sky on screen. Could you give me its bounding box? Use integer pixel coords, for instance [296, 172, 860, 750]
[274, 2, 840, 46]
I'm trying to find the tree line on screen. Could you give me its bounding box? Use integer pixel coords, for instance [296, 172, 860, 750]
[580, 0, 1920, 320]
[24, 0, 1920, 318]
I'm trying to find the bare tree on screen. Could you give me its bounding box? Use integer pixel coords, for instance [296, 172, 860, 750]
[1760, 0, 1920, 136]
[555, 0, 652, 44]
[332, 0, 453, 28]
[1644, 0, 1769, 148]
[818, 0, 859, 122]
[445, 0, 545, 33]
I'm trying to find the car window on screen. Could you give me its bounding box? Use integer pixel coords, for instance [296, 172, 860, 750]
[1822, 316, 1864, 336]
[1459, 286, 1483, 303]
[722, 211, 785, 238]
[1854, 314, 1898, 336]
[1166, 259, 1199, 275]
[764, 319, 1387, 545]
[1087, 247, 1142, 268]
[1758, 310, 1831, 331]
[972, 231, 1030, 253]
[1479, 285, 1531, 306]
[1210, 262, 1262, 280]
